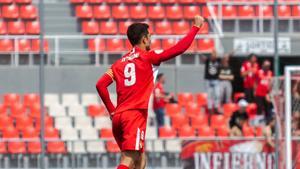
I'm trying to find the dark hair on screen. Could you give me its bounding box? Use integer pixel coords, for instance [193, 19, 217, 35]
[248, 53, 256, 59]
[127, 23, 149, 46]
[157, 73, 164, 81]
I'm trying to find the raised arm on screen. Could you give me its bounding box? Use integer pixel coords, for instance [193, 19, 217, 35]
[96, 69, 116, 115]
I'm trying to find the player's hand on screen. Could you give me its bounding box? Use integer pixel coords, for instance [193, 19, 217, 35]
[109, 112, 115, 120]
[194, 15, 205, 28]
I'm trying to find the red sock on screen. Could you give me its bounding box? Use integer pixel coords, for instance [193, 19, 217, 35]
[117, 164, 129, 169]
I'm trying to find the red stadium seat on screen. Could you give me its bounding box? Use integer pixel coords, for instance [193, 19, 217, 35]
[3, 93, 20, 106]
[0, 142, 7, 154]
[87, 104, 106, 117]
[69, 0, 84, 3]
[119, 20, 132, 34]
[202, 6, 218, 18]
[223, 103, 238, 117]
[2, 4, 19, 19]
[35, 116, 54, 129]
[178, 125, 195, 137]
[199, 22, 209, 34]
[11, 103, 26, 118]
[28, 142, 41, 154]
[45, 126, 59, 139]
[100, 21, 117, 35]
[211, 115, 227, 130]
[20, 5, 37, 19]
[29, 103, 47, 119]
[183, 6, 200, 20]
[100, 128, 113, 139]
[197, 39, 214, 52]
[15, 0, 32, 3]
[144, 21, 154, 34]
[75, 4, 92, 19]
[160, 0, 176, 4]
[178, 0, 195, 4]
[106, 141, 120, 153]
[0, 39, 13, 52]
[162, 38, 177, 49]
[149, 38, 161, 50]
[22, 126, 39, 139]
[16, 39, 31, 53]
[171, 113, 188, 129]
[238, 5, 255, 18]
[31, 39, 49, 53]
[148, 5, 165, 20]
[243, 125, 255, 137]
[47, 142, 66, 154]
[16, 115, 33, 131]
[165, 103, 181, 116]
[198, 126, 214, 137]
[186, 103, 201, 117]
[177, 92, 194, 106]
[25, 21, 40, 35]
[8, 142, 26, 154]
[196, 93, 207, 107]
[142, 0, 157, 3]
[0, 0, 13, 4]
[0, 104, 6, 115]
[173, 21, 190, 35]
[191, 114, 208, 129]
[3, 126, 19, 139]
[278, 5, 291, 18]
[216, 126, 230, 137]
[106, 39, 124, 51]
[106, 0, 122, 3]
[82, 20, 99, 35]
[129, 5, 147, 20]
[112, 5, 129, 19]
[166, 5, 183, 19]
[255, 127, 263, 137]
[159, 126, 176, 138]
[0, 21, 7, 35]
[8, 21, 25, 35]
[123, 0, 139, 3]
[257, 6, 273, 18]
[246, 103, 257, 117]
[233, 92, 245, 102]
[88, 39, 105, 52]
[292, 5, 300, 18]
[23, 93, 40, 107]
[222, 5, 237, 18]
[93, 4, 110, 19]
[0, 114, 13, 131]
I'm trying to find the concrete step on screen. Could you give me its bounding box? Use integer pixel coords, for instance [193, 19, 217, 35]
[59, 53, 91, 65]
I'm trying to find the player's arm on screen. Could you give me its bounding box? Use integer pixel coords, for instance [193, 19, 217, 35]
[148, 16, 204, 65]
[96, 69, 116, 115]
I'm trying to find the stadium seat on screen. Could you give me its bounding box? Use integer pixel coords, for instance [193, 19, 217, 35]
[8, 20, 25, 35]
[67, 141, 86, 154]
[0, 39, 13, 52]
[3, 126, 19, 139]
[162, 38, 177, 49]
[82, 20, 99, 35]
[172, 21, 190, 35]
[23, 93, 40, 107]
[278, 5, 291, 18]
[292, 5, 300, 18]
[255, 127, 263, 137]
[55, 117, 72, 129]
[197, 39, 214, 52]
[31, 39, 49, 53]
[0, 142, 7, 154]
[149, 38, 161, 50]
[177, 92, 194, 106]
[238, 5, 255, 18]
[35, 116, 54, 129]
[28, 142, 41, 154]
[202, 6, 218, 18]
[198, 126, 214, 137]
[165, 140, 181, 152]
[87, 104, 106, 117]
[20, 4, 37, 19]
[2, 4, 19, 19]
[81, 93, 99, 106]
[3, 93, 20, 106]
[88, 38, 105, 52]
[94, 116, 111, 129]
[112, 5, 129, 19]
[106, 141, 120, 153]
[100, 128, 114, 139]
[257, 6, 273, 18]
[16, 39, 31, 53]
[106, 0, 122, 3]
[75, 4, 93, 19]
[0, 104, 5, 115]
[80, 128, 98, 140]
[233, 92, 245, 102]
[171, 113, 188, 129]
[199, 22, 209, 34]
[45, 126, 60, 139]
[8, 142, 26, 154]
[93, 4, 110, 19]
[246, 103, 257, 117]
[74, 116, 92, 129]
[222, 5, 237, 19]
[69, 0, 85, 3]
[223, 103, 238, 117]
[11, 103, 26, 118]
[159, 126, 176, 138]
[243, 125, 255, 137]
[0, 114, 13, 131]
[47, 142, 67, 154]
[165, 103, 181, 116]
[100, 21, 118, 34]
[129, 5, 147, 19]
[16, 115, 33, 131]
[191, 114, 208, 129]
[15, 0, 32, 3]
[29, 103, 47, 119]
[123, 0, 139, 3]
[86, 141, 105, 153]
[106, 39, 124, 51]
[196, 93, 207, 107]
[142, 0, 157, 3]
[155, 21, 172, 34]
[148, 5, 165, 19]
[119, 20, 132, 35]
[210, 115, 227, 130]
[145, 127, 157, 139]
[183, 6, 200, 20]
[186, 102, 201, 117]
[0, 0, 13, 4]
[166, 5, 183, 19]
[68, 105, 85, 117]
[160, 0, 177, 4]
[62, 93, 79, 106]
[216, 126, 230, 137]
[44, 93, 59, 106]
[178, 125, 195, 137]
[22, 126, 39, 139]
[0, 21, 7, 35]
[61, 128, 79, 141]
[178, 0, 195, 4]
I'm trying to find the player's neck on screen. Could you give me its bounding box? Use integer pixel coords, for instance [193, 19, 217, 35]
[135, 44, 146, 51]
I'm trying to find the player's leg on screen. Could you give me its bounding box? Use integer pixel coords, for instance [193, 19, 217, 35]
[118, 150, 140, 169]
[134, 152, 147, 169]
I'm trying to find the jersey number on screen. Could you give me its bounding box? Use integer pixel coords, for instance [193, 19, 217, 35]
[124, 63, 136, 86]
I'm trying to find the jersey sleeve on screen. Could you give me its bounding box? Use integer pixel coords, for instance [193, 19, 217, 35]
[146, 26, 200, 65]
[105, 68, 114, 80]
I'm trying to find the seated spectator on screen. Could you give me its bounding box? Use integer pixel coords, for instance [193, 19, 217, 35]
[292, 80, 300, 113]
[292, 111, 300, 136]
[230, 99, 249, 137]
[263, 116, 275, 148]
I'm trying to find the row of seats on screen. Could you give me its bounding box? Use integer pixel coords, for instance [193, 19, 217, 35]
[0, 20, 40, 35]
[88, 38, 215, 52]
[0, 39, 48, 53]
[74, 4, 300, 20]
[0, 4, 38, 19]
[0, 0, 31, 4]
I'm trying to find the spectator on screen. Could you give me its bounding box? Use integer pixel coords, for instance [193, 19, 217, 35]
[255, 60, 273, 118]
[241, 54, 259, 103]
[292, 80, 300, 114]
[203, 50, 221, 114]
[292, 111, 300, 136]
[263, 116, 275, 148]
[219, 55, 234, 104]
[153, 73, 174, 127]
[230, 99, 249, 136]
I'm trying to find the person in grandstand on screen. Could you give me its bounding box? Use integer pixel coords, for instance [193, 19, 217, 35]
[96, 15, 204, 169]
[263, 116, 275, 148]
[240, 53, 259, 103]
[292, 80, 300, 114]
[153, 73, 174, 127]
[229, 99, 249, 136]
[255, 60, 273, 118]
[219, 54, 234, 104]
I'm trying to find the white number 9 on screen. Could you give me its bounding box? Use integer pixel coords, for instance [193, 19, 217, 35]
[124, 63, 136, 86]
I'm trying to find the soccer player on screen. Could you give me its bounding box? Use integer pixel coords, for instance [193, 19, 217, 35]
[96, 15, 204, 169]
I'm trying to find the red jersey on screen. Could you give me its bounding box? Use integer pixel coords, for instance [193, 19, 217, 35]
[255, 69, 273, 97]
[240, 61, 259, 89]
[153, 82, 165, 110]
